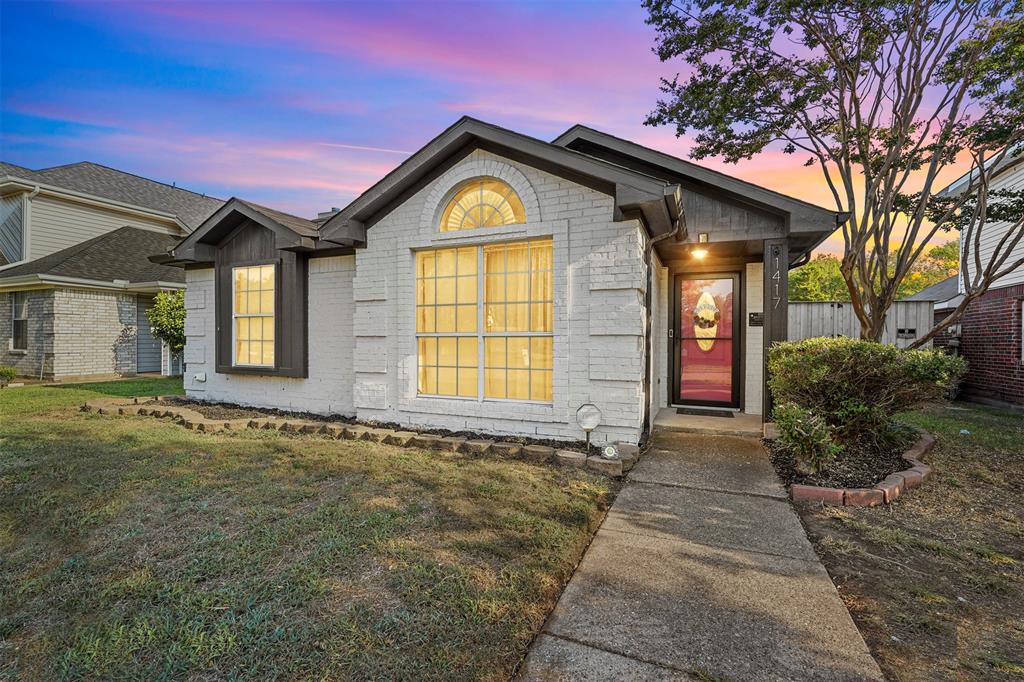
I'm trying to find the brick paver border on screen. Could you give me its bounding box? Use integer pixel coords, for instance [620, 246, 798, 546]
[789, 432, 935, 507]
[82, 396, 639, 478]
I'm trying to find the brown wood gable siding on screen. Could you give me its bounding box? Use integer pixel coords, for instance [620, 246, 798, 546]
[681, 188, 785, 241]
[214, 220, 308, 377]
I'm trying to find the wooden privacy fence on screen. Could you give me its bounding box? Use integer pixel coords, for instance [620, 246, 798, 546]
[788, 301, 934, 348]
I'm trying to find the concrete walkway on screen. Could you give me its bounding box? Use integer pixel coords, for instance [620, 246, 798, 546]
[520, 431, 883, 681]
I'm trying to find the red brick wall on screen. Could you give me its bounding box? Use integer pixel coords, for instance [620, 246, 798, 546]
[957, 283, 1024, 406]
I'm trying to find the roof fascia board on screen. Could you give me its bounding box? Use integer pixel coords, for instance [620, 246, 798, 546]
[0, 175, 188, 230]
[940, 146, 1024, 196]
[319, 117, 676, 242]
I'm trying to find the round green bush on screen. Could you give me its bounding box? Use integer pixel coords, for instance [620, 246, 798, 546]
[768, 337, 965, 453]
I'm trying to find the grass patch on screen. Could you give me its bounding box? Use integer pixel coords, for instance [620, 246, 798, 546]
[797, 402, 1024, 682]
[0, 378, 610, 680]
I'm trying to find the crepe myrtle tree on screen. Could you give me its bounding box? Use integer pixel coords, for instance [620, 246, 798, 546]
[643, 0, 1024, 345]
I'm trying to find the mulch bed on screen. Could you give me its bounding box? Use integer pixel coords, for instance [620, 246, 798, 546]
[767, 430, 914, 489]
[162, 397, 595, 454]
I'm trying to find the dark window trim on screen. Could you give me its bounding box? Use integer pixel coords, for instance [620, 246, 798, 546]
[211, 222, 309, 379]
[227, 259, 280, 371]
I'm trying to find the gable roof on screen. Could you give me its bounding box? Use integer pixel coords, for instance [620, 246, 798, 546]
[552, 125, 843, 233]
[235, 198, 319, 238]
[0, 160, 224, 229]
[904, 275, 959, 304]
[0, 226, 184, 285]
[154, 197, 322, 266]
[318, 116, 683, 245]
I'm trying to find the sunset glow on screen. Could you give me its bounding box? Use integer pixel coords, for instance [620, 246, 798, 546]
[0, 1, 969, 253]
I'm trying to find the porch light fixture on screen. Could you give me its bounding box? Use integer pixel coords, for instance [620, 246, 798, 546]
[692, 248, 709, 260]
[576, 403, 602, 454]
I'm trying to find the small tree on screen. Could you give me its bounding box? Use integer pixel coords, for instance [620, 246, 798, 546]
[145, 290, 186, 355]
[643, 0, 1024, 345]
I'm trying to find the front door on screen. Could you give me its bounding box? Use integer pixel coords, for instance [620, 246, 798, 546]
[672, 274, 740, 408]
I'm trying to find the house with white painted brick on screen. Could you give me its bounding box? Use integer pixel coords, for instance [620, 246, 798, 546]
[0, 161, 223, 380]
[154, 118, 841, 445]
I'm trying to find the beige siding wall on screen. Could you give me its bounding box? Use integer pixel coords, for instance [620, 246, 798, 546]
[964, 161, 1024, 291]
[28, 194, 183, 260]
[0, 194, 24, 264]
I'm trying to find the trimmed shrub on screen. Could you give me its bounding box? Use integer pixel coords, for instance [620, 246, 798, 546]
[769, 337, 965, 453]
[0, 366, 16, 387]
[773, 402, 842, 474]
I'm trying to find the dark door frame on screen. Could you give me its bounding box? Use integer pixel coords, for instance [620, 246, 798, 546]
[670, 271, 743, 408]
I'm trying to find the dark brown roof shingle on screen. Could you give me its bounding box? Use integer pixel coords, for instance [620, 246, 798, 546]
[0, 227, 185, 284]
[1, 161, 224, 229]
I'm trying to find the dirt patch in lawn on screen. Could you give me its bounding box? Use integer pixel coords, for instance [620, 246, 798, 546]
[795, 402, 1024, 681]
[164, 397, 596, 453]
[766, 429, 913, 489]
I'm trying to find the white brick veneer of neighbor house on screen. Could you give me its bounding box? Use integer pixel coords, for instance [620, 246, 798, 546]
[51, 289, 138, 378]
[182, 150, 651, 445]
[0, 288, 148, 379]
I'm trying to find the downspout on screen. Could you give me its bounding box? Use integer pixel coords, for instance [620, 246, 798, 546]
[641, 209, 686, 440]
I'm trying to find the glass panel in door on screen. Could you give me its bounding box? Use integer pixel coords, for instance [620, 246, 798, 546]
[678, 277, 735, 405]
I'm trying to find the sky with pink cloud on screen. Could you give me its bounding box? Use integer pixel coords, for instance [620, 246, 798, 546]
[1, 0, 967, 253]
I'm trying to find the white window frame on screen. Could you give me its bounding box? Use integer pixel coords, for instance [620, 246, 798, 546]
[11, 291, 28, 352]
[415, 239, 553, 404]
[230, 264, 275, 368]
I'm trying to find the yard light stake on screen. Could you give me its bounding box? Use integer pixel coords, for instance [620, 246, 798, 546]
[575, 403, 602, 456]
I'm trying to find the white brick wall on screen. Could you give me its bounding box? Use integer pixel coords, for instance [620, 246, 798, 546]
[650, 253, 669, 424]
[182, 256, 356, 415]
[744, 262, 764, 415]
[353, 149, 648, 444]
[180, 150, 651, 444]
[52, 288, 137, 378]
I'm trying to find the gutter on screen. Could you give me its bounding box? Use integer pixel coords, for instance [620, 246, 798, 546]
[0, 274, 184, 292]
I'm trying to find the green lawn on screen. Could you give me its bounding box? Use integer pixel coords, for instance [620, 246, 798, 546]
[798, 402, 1024, 680]
[0, 378, 610, 681]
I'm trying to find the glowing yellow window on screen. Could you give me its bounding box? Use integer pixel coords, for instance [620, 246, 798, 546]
[416, 239, 553, 402]
[416, 247, 478, 397]
[440, 178, 526, 232]
[232, 264, 275, 367]
[483, 240, 552, 400]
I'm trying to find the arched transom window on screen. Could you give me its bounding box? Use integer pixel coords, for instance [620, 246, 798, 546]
[440, 178, 526, 232]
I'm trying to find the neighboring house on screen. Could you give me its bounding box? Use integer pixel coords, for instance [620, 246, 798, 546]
[155, 117, 841, 446]
[911, 148, 1024, 408]
[0, 161, 223, 380]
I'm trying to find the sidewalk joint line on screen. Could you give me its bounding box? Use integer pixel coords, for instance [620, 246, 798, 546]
[540, 632, 693, 675]
[597, 525, 820, 565]
[627, 477, 788, 501]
